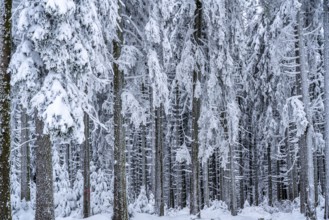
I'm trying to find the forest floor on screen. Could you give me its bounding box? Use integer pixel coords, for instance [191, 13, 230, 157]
[15, 201, 315, 220]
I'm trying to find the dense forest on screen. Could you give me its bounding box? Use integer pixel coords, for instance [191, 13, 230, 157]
[1, 0, 329, 220]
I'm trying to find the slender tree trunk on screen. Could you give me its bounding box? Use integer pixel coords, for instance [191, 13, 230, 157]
[300, 134, 307, 213]
[229, 143, 237, 215]
[323, 0, 329, 218]
[175, 83, 182, 208]
[21, 108, 30, 201]
[314, 154, 318, 206]
[0, 0, 12, 218]
[254, 139, 259, 206]
[203, 161, 209, 207]
[297, 8, 316, 219]
[169, 138, 175, 209]
[112, 2, 128, 219]
[285, 128, 293, 201]
[276, 159, 282, 201]
[155, 106, 164, 216]
[267, 144, 273, 206]
[294, 24, 307, 214]
[190, 0, 202, 217]
[239, 141, 245, 208]
[219, 167, 224, 202]
[181, 163, 187, 208]
[141, 83, 147, 191]
[141, 123, 147, 190]
[249, 133, 254, 205]
[35, 114, 55, 220]
[83, 113, 90, 218]
[291, 142, 298, 200]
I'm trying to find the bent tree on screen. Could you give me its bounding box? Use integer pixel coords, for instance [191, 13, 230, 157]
[0, 0, 12, 219]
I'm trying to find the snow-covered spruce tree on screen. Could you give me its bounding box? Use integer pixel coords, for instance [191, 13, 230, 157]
[53, 149, 73, 217]
[0, 0, 12, 218]
[90, 164, 112, 215]
[119, 0, 149, 202]
[10, 0, 106, 219]
[144, 0, 170, 216]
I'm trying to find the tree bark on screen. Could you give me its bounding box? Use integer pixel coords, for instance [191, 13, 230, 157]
[155, 106, 164, 216]
[323, 0, 329, 218]
[297, 8, 316, 219]
[0, 0, 12, 218]
[21, 108, 30, 201]
[83, 113, 90, 218]
[267, 144, 273, 206]
[239, 141, 245, 208]
[229, 143, 237, 215]
[203, 161, 209, 208]
[190, 0, 202, 217]
[35, 114, 55, 220]
[112, 2, 128, 219]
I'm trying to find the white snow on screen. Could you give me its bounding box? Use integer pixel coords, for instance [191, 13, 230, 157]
[15, 202, 309, 220]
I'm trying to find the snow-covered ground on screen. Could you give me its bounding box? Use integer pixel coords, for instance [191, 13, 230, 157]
[15, 204, 308, 220]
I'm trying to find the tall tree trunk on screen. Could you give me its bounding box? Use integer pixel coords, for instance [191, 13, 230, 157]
[35, 114, 55, 220]
[229, 143, 237, 215]
[239, 141, 245, 208]
[267, 144, 273, 206]
[21, 108, 30, 201]
[297, 8, 316, 219]
[112, 2, 128, 219]
[322, 0, 329, 219]
[141, 83, 147, 191]
[190, 0, 202, 217]
[300, 134, 307, 213]
[0, 0, 12, 218]
[285, 128, 293, 201]
[83, 113, 90, 218]
[253, 138, 259, 206]
[155, 106, 164, 216]
[292, 145, 298, 200]
[203, 161, 209, 207]
[168, 137, 175, 209]
[248, 131, 254, 205]
[294, 24, 308, 214]
[323, 0, 329, 218]
[175, 83, 182, 208]
[141, 123, 147, 190]
[181, 163, 187, 208]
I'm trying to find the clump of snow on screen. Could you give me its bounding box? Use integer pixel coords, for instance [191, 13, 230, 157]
[175, 143, 191, 165]
[45, 0, 75, 15]
[145, 18, 161, 44]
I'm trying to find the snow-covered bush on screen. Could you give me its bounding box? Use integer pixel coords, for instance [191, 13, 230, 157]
[131, 187, 155, 214]
[91, 163, 113, 215]
[72, 170, 83, 215]
[53, 150, 74, 217]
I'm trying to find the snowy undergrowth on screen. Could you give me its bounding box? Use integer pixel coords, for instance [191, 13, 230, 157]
[14, 199, 312, 220]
